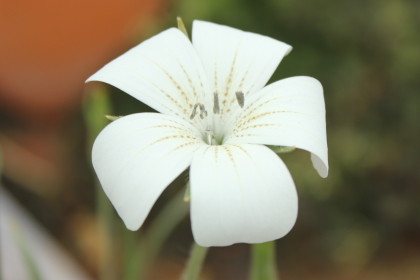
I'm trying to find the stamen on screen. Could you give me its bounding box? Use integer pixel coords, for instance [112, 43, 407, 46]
[199, 104, 206, 119]
[235, 91, 245, 108]
[213, 92, 220, 114]
[190, 103, 199, 119]
[199, 104, 205, 112]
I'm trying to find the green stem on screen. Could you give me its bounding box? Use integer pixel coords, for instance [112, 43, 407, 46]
[96, 180, 118, 280]
[83, 85, 118, 280]
[250, 241, 279, 280]
[135, 187, 190, 279]
[122, 227, 139, 280]
[181, 242, 209, 280]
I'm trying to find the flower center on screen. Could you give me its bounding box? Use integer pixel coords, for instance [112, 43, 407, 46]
[190, 91, 245, 145]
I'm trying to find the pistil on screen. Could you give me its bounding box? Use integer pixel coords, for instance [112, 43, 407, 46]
[205, 126, 215, 145]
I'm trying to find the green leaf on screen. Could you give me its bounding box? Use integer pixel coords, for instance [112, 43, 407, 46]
[12, 223, 42, 280]
[267, 145, 296, 154]
[105, 115, 123, 121]
[177, 17, 190, 39]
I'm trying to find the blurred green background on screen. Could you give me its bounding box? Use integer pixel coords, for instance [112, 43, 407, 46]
[1, 0, 419, 279]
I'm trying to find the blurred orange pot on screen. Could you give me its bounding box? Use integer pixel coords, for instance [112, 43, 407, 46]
[0, 0, 164, 123]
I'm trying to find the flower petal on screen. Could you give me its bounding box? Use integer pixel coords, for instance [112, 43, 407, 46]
[226, 76, 328, 178]
[190, 144, 298, 247]
[92, 113, 204, 230]
[86, 28, 211, 121]
[192, 20, 292, 113]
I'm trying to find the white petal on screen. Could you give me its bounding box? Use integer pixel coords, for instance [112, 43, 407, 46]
[92, 113, 204, 230]
[190, 144, 298, 247]
[226, 76, 328, 178]
[87, 28, 211, 121]
[192, 20, 292, 114]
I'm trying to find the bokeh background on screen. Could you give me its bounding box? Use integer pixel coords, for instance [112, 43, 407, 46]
[1, 0, 420, 279]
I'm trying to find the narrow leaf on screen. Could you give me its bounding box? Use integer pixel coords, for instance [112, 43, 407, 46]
[177, 17, 189, 39]
[267, 145, 296, 154]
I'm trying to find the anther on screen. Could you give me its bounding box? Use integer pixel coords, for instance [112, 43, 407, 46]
[235, 91, 245, 108]
[199, 104, 206, 119]
[190, 104, 198, 119]
[213, 92, 220, 114]
[199, 104, 205, 112]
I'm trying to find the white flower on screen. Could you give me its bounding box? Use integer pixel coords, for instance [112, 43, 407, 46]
[86, 20, 328, 247]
